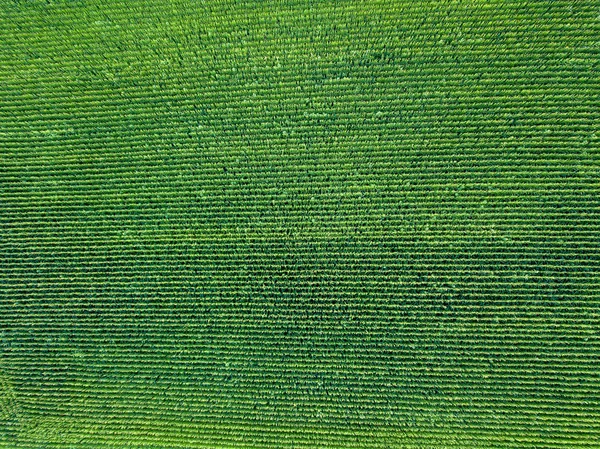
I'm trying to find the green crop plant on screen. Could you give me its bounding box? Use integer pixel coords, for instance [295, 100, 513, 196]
[1, 0, 599, 448]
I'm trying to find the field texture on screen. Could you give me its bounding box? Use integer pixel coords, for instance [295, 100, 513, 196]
[1, 1, 599, 448]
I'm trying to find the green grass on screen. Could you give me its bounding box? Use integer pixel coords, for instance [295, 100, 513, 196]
[1, 0, 599, 447]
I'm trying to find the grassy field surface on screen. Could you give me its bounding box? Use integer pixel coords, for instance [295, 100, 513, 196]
[1, 0, 599, 447]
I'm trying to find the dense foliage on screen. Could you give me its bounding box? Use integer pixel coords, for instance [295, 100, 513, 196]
[1, 1, 599, 447]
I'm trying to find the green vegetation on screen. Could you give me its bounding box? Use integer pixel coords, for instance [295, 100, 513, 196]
[1, 0, 599, 447]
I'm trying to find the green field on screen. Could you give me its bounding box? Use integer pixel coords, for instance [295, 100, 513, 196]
[1, 0, 599, 447]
